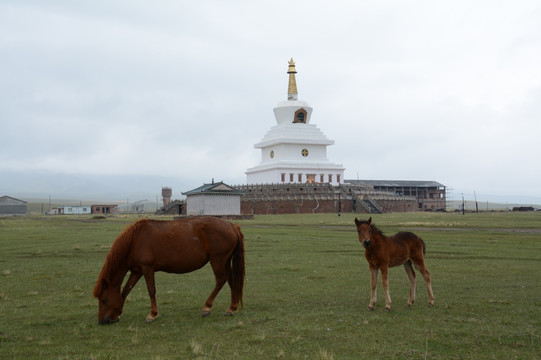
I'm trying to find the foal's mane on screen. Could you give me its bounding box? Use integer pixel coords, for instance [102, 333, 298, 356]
[93, 219, 148, 298]
[357, 218, 385, 239]
[364, 222, 385, 239]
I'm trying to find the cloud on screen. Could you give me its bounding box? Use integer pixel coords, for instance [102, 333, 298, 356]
[1, 0, 540, 202]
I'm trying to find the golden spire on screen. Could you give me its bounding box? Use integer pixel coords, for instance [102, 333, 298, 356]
[287, 58, 298, 101]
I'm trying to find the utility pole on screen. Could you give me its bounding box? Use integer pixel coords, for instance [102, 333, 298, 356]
[338, 191, 341, 216]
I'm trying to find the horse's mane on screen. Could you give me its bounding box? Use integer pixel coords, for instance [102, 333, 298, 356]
[369, 223, 385, 238]
[93, 219, 148, 298]
[370, 222, 427, 254]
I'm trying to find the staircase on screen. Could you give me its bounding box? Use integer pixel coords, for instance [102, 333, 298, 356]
[361, 197, 383, 214]
[155, 200, 184, 215]
[347, 187, 383, 214]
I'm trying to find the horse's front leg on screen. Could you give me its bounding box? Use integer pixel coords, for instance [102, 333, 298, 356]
[121, 271, 142, 300]
[368, 266, 378, 310]
[142, 269, 159, 323]
[381, 267, 392, 311]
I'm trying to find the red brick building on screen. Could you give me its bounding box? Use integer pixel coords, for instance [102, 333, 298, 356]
[91, 204, 118, 214]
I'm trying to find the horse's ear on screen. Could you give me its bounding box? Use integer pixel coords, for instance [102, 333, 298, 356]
[367, 217, 372, 225]
[355, 218, 360, 225]
[101, 278, 110, 290]
[93, 277, 110, 298]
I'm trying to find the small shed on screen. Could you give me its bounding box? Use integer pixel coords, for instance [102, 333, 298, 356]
[182, 181, 243, 216]
[91, 204, 118, 214]
[0, 196, 28, 215]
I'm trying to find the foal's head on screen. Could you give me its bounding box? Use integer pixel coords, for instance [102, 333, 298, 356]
[355, 217, 373, 248]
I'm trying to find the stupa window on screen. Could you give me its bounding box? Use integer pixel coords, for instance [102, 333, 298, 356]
[294, 109, 307, 123]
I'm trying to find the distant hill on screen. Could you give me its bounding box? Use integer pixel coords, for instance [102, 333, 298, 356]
[0, 170, 196, 203]
[2, 169, 540, 208]
[447, 200, 540, 212]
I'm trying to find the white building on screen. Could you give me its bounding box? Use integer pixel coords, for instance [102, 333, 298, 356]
[246, 59, 344, 185]
[182, 181, 242, 216]
[53, 206, 91, 215]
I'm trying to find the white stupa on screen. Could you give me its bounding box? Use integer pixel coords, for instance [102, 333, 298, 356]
[246, 59, 345, 185]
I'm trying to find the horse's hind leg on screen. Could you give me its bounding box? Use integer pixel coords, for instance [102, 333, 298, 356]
[225, 268, 240, 316]
[202, 259, 229, 317]
[403, 260, 416, 307]
[412, 258, 435, 307]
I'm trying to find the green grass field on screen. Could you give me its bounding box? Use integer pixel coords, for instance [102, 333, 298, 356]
[1, 212, 540, 359]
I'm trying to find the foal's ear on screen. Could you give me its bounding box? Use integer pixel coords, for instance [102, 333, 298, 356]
[355, 218, 360, 225]
[367, 217, 372, 225]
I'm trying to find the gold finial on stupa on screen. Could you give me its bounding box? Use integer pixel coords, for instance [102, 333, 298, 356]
[287, 58, 297, 74]
[287, 58, 298, 101]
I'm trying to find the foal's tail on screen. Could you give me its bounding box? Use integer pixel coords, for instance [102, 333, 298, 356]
[230, 224, 245, 308]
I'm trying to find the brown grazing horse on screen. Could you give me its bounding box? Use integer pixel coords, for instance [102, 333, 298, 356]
[93, 217, 245, 324]
[355, 217, 434, 311]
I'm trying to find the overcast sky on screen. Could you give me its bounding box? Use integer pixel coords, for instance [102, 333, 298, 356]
[1, 1, 540, 203]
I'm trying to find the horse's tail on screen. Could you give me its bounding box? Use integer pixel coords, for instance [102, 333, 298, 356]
[230, 223, 245, 308]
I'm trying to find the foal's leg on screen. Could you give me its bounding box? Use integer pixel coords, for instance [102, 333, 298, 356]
[202, 258, 229, 317]
[381, 267, 392, 311]
[368, 266, 378, 310]
[142, 269, 159, 323]
[413, 258, 435, 307]
[403, 260, 416, 306]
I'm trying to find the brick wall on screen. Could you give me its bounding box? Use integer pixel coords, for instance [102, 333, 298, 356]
[235, 183, 425, 215]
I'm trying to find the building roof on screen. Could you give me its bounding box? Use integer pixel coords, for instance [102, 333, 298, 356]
[0, 195, 28, 205]
[345, 180, 446, 188]
[182, 181, 244, 196]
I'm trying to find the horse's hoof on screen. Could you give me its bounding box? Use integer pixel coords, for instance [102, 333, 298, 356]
[202, 311, 211, 318]
[384, 307, 391, 312]
[145, 316, 155, 323]
[428, 303, 434, 307]
[223, 311, 233, 316]
[368, 306, 374, 311]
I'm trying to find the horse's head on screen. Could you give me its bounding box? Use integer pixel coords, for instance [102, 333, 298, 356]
[95, 278, 124, 325]
[355, 217, 373, 248]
